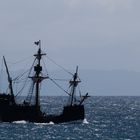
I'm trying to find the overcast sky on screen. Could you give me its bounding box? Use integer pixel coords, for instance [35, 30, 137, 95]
[0, 0, 140, 72]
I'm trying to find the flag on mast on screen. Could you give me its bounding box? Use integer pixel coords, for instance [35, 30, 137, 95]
[34, 40, 40, 46]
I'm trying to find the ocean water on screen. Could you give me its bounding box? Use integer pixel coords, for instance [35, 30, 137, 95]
[0, 96, 140, 140]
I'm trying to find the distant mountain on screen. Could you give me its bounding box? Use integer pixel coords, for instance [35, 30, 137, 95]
[0, 69, 140, 96]
[80, 69, 140, 96]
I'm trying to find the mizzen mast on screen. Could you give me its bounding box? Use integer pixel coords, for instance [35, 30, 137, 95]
[69, 66, 81, 106]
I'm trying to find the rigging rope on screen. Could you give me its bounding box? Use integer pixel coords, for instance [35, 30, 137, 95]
[13, 69, 30, 82]
[78, 85, 82, 97]
[45, 55, 73, 76]
[49, 77, 71, 96]
[15, 58, 36, 97]
[0, 58, 4, 92]
[7, 55, 33, 65]
[49, 77, 80, 103]
[53, 78, 69, 81]
[42, 58, 49, 75]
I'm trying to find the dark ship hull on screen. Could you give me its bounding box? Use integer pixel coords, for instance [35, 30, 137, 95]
[0, 94, 85, 123]
[0, 40, 88, 124]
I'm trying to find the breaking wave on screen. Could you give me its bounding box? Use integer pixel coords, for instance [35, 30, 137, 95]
[13, 120, 27, 124]
[34, 121, 54, 125]
[83, 118, 89, 124]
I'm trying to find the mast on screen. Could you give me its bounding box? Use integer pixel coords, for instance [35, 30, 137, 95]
[69, 66, 81, 106]
[3, 56, 15, 103]
[32, 40, 46, 107]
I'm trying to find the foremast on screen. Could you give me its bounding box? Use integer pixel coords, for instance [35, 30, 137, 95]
[30, 40, 46, 107]
[3, 56, 14, 96]
[3, 56, 15, 104]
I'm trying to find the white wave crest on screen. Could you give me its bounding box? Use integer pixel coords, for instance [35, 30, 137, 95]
[49, 121, 54, 125]
[13, 120, 27, 124]
[83, 118, 89, 124]
[34, 121, 54, 125]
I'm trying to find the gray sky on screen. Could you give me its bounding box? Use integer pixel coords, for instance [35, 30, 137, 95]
[0, 0, 140, 71]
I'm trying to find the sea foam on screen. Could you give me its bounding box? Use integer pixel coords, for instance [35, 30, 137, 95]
[13, 120, 27, 124]
[83, 118, 89, 124]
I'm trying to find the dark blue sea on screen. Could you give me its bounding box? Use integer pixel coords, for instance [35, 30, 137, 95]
[0, 96, 140, 140]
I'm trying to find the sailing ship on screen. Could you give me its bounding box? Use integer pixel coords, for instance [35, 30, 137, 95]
[0, 40, 89, 123]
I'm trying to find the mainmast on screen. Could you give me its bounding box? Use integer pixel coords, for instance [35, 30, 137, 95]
[32, 40, 46, 107]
